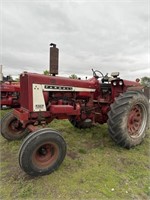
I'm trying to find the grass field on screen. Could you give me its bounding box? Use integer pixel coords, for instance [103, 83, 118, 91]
[0, 109, 150, 200]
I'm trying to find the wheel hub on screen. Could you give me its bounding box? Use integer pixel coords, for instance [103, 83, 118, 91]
[33, 143, 58, 168]
[9, 119, 24, 134]
[127, 104, 146, 138]
[39, 147, 48, 156]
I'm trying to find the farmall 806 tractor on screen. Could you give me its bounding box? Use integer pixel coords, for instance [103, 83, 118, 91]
[1, 44, 149, 176]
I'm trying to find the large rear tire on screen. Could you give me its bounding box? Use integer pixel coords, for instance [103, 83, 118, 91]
[19, 128, 67, 176]
[107, 91, 149, 148]
[1, 111, 30, 140]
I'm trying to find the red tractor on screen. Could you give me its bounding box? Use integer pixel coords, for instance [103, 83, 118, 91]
[0, 80, 20, 108]
[1, 44, 149, 176]
[0, 65, 20, 108]
[0, 65, 20, 109]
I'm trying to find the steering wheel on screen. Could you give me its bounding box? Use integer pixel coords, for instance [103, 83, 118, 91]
[92, 69, 104, 79]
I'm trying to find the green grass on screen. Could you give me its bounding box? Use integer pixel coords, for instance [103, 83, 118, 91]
[0, 109, 150, 200]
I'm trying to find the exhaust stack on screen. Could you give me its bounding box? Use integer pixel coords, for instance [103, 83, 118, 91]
[49, 43, 59, 76]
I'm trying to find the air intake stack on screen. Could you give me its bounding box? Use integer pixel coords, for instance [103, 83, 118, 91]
[49, 43, 59, 76]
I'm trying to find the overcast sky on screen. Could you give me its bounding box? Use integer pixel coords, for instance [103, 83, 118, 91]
[1, 0, 150, 80]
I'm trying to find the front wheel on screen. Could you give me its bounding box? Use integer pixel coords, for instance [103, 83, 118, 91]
[1, 111, 30, 140]
[107, 91, 149, 148]
[19, 128, 67, 176]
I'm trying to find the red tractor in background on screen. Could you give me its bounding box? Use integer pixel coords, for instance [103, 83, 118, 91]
[1, 44, 149, 176]
[0, 80, 20, 108]
[0, 65, 20, 109]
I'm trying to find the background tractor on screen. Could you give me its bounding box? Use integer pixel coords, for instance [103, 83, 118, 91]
[0, 66, 20, 109]
[1, 44, 149, 176]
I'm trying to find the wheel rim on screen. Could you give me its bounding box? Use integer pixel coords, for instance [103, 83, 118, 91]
[32, 142, 59, 169]
[8, 118, 24, 135]
[127, 103, 147, 138]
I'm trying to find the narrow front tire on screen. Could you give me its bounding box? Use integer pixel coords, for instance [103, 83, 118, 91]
[19, 128, 67, 176]
[1, 111, 29, 140]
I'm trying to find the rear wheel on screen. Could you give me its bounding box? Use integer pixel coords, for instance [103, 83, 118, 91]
[107, 91, 149, 148]
[19, 128, 67, 176]
[1, 111, 30, 140]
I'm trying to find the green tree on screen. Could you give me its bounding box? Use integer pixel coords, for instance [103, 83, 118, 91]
[141, 76, 150, 87]
[43, 70, 49, 75]
[69, 74, 78, 79]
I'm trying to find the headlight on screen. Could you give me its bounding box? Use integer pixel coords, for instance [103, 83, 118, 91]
[113, 81, 117, 86]
[119, 81, 123, 86]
